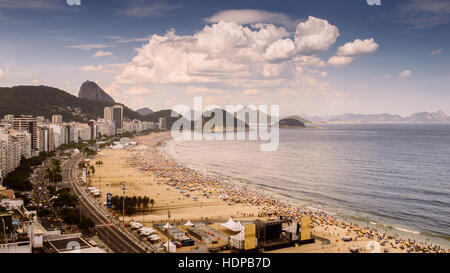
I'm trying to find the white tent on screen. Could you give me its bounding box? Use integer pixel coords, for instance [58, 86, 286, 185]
[163, 241, 177, 252]
[184, 220, 194, 227]
[162, 222, 173, 229]
[221, 218, 243, 232]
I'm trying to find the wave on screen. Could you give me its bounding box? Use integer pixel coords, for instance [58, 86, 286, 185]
[393, 226, 421, 235]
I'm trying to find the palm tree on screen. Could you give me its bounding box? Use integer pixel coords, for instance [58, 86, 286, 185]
[89, 165, 95, 176]
[150, 199, 155, 212]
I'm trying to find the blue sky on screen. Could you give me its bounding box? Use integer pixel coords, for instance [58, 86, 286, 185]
[0, 0, 449, 116]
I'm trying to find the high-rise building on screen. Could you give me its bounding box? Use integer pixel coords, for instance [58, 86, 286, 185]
[37, 127, 55, 152]
[9, 130, 32, 159]
[0, 129, 20, 178]
[159, 117, 167, 130]
[12, 116, 37, 153]
[36, 116, 45, 124]
[104, 107, 112, 121]
[104, 105, 123, 132]
[51, 115, 63, 124]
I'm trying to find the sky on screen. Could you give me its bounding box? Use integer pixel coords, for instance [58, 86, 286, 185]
[0, 0, 449, 116]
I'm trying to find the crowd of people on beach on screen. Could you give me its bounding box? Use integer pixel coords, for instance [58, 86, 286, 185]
[125, 133, 447, 253]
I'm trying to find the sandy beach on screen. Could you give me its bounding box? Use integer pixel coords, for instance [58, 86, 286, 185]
[89, 132, 447, 253]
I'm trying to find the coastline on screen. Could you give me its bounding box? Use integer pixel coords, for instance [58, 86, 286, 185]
[91, 132, 448, 253]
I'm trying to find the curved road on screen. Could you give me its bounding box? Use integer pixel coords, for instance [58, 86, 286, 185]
[63, 154, 150, 253]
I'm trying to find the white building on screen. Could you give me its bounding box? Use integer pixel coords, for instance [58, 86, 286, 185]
[9, 130, 32, 159]
[51, 115, 63, 124]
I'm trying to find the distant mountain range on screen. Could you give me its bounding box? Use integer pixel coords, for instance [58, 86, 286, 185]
[303, 111, 450, 124]
[137, 107, 154, 116]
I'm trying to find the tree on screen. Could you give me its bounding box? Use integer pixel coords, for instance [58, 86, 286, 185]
[150, 199, 155, 211]
[52, 189, 78, 209]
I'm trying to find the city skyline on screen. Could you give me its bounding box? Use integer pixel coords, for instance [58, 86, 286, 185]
[0, 0, 449, 116]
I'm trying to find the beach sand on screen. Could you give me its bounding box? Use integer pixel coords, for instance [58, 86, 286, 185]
[90, 147, 259, 224]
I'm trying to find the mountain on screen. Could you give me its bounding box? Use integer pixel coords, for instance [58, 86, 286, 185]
[233, 106, 274, 124]
[404, 111, 450, 123]
[277, 118, 306, 128]
[283, 115, 311, 124]
[0, 85, 140, 122]
[78, 80, 115, 103]
[137, 107, 153, 116]
[306, 111, 449, 123]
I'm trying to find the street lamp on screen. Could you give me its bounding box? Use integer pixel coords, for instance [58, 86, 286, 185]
[121, 182, 126, 230]
[167, 210, 171, 253]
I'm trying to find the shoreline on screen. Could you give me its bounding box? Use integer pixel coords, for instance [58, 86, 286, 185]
[92, 132, 448, 253]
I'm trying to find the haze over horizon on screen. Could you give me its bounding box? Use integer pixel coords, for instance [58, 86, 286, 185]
[0, 0, 449, 116]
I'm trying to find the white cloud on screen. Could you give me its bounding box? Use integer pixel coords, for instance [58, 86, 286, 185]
[294, 16, 340, 55]
[431, 49, 443, 55]
[0, 68, 3, 78]
[263, 39, 295, 61]
[205, 9, 294, 27]
[92, 50, 114, 58]
[336, 38, 379, 57]
[66, 44, 113, 51]
[399, 70, 412, 78]
[80, 65, 104, 72]
[111, 16, 372, 112]
[328, 56, 354, 67]
[328, 38, 379, 67]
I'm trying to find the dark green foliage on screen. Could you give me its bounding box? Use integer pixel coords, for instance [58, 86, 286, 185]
[51, 188, 78, 209]
[110, 195, 152, 215]
[0, 85, 140, 122]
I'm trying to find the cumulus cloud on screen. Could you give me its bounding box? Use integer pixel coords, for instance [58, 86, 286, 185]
[328, 56, 354, 67]
[92, 50, 114, 58]
[328, 38, 379, 67]
[205, 9, 294, 27]
[80, 65, 104, 72]
[399, 70, 412, 78]
[336, 38, 379, 57]
[263, 39, 295, 61]
[112, 15, 374, 111]
[294, 16, 340, 55]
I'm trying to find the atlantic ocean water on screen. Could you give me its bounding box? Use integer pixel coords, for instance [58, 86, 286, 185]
[161, 124, 450, 247]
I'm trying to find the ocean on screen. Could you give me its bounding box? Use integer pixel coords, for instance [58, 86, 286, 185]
[161, 124, 450, 247]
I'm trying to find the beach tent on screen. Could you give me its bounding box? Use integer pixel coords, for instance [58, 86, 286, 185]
[221, 218, 243, 232]
[184, 220, 194, 227]
[162, 222, 173, 229]
[163, 241, 177, 252]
